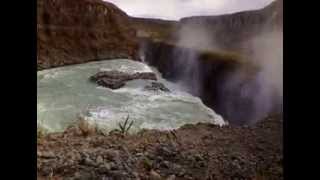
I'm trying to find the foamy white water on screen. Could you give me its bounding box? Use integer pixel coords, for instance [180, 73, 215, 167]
[37, 59, 226, 133]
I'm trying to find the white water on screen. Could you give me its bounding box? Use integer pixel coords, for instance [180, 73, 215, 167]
[37, 59, 226, 133]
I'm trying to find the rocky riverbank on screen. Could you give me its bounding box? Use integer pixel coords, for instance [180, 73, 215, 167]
[37, 114, 282, 180]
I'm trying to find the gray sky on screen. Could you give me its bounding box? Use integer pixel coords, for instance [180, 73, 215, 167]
[106, 0, 274, 20]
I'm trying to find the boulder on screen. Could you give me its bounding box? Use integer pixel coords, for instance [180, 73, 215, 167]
[144, 82, 170, 92]
[90, 70, 157, 89]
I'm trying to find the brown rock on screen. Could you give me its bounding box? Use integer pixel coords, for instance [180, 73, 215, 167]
[37, 0, 139, 70]
[166, 175, 176, 180]
[150, 170, 162, 180]
[90, 70, 157, 89]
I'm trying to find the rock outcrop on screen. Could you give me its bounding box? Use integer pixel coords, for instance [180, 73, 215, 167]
[90, 71, 157, 89]
[144, 82, 170, 92]
[37, 0, 139, 70]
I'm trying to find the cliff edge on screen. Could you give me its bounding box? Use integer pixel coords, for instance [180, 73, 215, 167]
[37, 0, 139, 70]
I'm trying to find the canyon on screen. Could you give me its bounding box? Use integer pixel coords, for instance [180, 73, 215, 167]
[38, 0, 282, 125]
[37, 0, 283, 179]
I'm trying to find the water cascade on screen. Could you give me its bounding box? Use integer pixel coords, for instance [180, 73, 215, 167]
[37, 59, 226, 133]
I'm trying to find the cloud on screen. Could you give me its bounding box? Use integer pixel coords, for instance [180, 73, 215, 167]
[106, 0, 274, 20]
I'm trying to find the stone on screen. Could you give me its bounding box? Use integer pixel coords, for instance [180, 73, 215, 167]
[166, 175, 176, 180]
[90, 71, 157, 89]
[144, 82, 170, 92]
[83, 157, 96, 167]
[194, 154, 204, 161]
[150, 170, 162, 180]
[96, 155, 104, 164]
[39, 151, 55, 159]
[161, 161, 170, 168]
[98, 163, 112, 173]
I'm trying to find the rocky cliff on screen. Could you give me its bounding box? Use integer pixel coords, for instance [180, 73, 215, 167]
[141, 0, 283, 125]
[37, 0, 139, 70]
[175, 0, 282, 52]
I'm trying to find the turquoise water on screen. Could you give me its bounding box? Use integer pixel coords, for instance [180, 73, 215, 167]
[37, 59, 226, 133]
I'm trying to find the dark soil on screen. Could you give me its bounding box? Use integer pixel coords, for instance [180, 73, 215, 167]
[37, 114, 282, 180]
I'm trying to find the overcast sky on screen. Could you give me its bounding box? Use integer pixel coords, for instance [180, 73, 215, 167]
[106, 0, 274, 20]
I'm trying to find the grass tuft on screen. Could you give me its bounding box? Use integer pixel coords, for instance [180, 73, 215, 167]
[118, 115, 134, 135]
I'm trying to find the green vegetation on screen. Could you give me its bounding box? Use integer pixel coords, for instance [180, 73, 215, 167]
[117, 115, 134, 135]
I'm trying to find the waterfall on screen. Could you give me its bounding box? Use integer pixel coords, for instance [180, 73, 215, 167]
[37, 59, 226, 133]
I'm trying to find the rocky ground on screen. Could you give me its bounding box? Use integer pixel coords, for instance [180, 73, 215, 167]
[37, 114, 282, 180]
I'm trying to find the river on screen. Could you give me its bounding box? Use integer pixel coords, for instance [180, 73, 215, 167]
[37, 59, 226, 133]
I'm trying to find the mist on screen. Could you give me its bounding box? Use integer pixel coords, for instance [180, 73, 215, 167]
[173, 23, 221, 96]
[218, 30, 283, 124]
[172, 21, 283, 125]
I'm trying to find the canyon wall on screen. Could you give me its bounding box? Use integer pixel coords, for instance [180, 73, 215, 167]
[37, 0, 139, 70]
[177, 0, 282, 52]
[140, 0, 283, 124]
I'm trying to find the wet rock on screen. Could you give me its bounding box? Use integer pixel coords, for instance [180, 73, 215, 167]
[144, 82, 170, 92]
[96, 78, 126, 89]
[90, 71, 157, 89]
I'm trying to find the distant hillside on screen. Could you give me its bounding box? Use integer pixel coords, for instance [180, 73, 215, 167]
[177, 0, 282, 51]
[130, 17, 178, 42]
[132, 0, 282, 53]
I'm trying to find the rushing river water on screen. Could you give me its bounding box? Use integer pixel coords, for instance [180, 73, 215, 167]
[37, 59, 226, 133]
